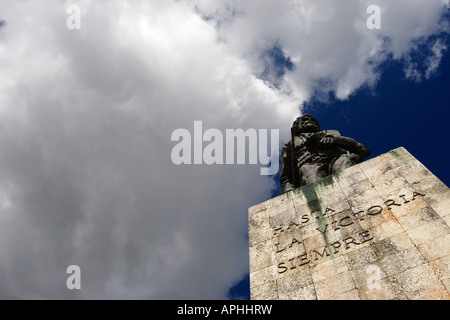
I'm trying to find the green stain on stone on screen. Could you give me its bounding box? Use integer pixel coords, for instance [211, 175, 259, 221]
[391, 149, 402, 158]
[390, 148, 410, 165]
[296, 176, 336, 249]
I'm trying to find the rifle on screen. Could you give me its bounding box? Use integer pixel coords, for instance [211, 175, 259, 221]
[290, 126, 299, 189]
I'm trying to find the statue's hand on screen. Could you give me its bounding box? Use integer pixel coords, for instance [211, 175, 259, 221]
[350, 153, 362, 163]
[282, 183, 295, 193]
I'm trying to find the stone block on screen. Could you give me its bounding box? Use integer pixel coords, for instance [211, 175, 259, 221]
[249, 147, 450, 300]
[358, 277, 397, 300]
[314, 272, 357, 300]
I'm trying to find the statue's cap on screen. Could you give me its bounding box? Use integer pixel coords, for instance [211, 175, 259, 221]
[293, 114, 319, 125]
[296, 114, 317, 121]
[292, 114, 320, 133]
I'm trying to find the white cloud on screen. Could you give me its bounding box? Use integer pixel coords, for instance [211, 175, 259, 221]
[0, 0, 448, 299]
[425, 38, 447, 79]
[402, 37, 448, 82]
[192, 0, 448, 99]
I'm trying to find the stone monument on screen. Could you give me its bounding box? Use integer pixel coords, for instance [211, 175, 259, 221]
[249, 116, 450, 300]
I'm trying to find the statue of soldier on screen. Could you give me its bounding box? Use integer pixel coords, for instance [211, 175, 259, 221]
[280, 114, 370, 193]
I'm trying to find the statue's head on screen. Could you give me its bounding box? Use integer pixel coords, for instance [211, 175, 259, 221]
[292, 114, 320, 135]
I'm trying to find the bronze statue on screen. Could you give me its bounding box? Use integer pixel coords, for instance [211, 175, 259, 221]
[280, 114, 370, 193]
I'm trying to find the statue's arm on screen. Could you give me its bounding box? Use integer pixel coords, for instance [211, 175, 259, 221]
[280, 142, 296, 193]
[335, 136, 370, 160]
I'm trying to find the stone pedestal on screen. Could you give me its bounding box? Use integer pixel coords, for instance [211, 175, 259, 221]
[249, 147, 450, 300]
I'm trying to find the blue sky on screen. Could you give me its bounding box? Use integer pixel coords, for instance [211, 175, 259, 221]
[229, 31, 450, 300]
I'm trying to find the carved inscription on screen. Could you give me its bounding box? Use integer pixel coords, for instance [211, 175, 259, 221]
[274, 191, 425, 274]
